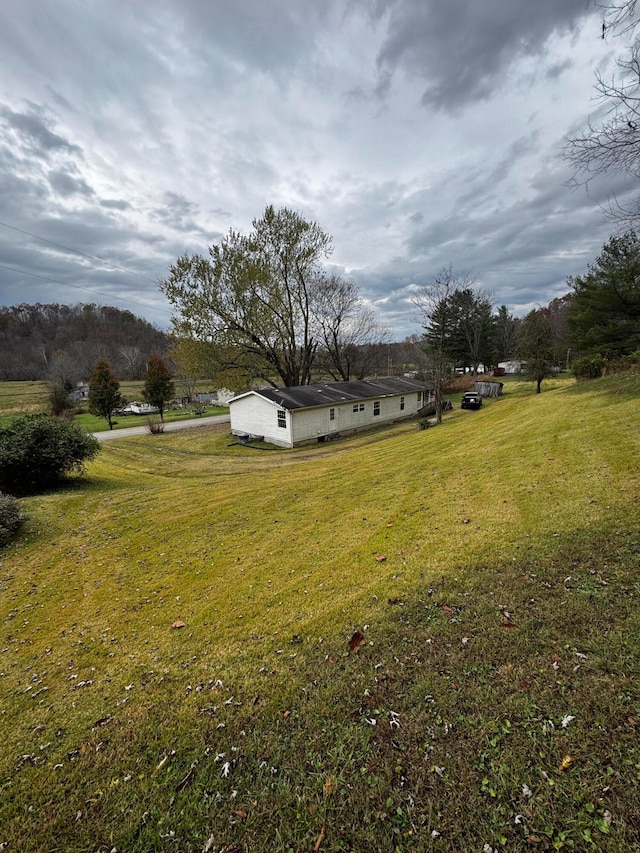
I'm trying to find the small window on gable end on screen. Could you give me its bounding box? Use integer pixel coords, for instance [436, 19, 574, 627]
[400, 396, 405, 411]
[329, 407, 335, 421]
[373, 401, 380, 416]
[277, 409, 286, 428]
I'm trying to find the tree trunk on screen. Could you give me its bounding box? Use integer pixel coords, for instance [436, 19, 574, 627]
[435, 382, 444, 424]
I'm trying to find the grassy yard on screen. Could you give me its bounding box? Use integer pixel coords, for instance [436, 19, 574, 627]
[1, 375, 639, 851]
[0, 380, 228, 429]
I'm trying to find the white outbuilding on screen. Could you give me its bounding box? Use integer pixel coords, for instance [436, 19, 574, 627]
[229, 377, 435, 448]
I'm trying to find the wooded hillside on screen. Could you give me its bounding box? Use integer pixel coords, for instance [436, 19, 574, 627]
[0, 303, 168, 381]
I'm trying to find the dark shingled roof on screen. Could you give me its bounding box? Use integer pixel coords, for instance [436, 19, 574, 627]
[250, 377, 433, 411]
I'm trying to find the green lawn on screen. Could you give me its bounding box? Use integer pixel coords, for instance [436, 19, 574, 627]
[74, 406, 229, 432]
[0, 380, 228, 429]
[1, 374, 639, 851]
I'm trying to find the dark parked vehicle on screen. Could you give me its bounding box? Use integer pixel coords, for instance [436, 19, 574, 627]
[461, 392, 482, 410]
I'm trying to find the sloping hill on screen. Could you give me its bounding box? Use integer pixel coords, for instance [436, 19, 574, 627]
[1, 375, 639, 851]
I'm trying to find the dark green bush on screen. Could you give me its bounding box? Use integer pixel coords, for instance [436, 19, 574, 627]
[0, 414, 100, 496]
[571, 354, 605, 380]
[48, 383, 73, 417]
[0, 492, 23, 547]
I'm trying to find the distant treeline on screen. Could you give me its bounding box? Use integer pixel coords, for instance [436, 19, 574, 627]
[0, 303, 169, 382]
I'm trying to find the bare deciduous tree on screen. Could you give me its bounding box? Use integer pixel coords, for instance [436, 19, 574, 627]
[564, 1, 640, 226]
[314, 274, 388, 380]
[120, 345, 144, 380]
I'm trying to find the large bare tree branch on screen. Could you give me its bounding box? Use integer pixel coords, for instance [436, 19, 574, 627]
[565, 1, 640, 225]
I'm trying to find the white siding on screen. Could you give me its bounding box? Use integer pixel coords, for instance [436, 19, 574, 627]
[229, 394, 293, 447]
[230, 386, 435, 448]
[291, 391, 427, 444]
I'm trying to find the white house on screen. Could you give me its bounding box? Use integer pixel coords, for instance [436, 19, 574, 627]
[229, 377, 435, 448]
[497, 360, 525, 374]
[128, 401, 160, 415]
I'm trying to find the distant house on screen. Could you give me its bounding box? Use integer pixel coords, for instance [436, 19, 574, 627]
[497, 360, 525, 374]
[70, 382, 89, 402]
[229, 377, 435, 448]
[195, 388, 235, 405]
[128, 401, 159, 415]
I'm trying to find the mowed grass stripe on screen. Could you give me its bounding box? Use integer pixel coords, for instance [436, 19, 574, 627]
[1, 374, 639, 850]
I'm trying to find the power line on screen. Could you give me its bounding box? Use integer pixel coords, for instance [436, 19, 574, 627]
[0, 262, 167, 318]
[0, 220, 161, 285]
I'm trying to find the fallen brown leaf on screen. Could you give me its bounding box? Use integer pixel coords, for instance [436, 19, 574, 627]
[375, 555, 387, 562]
[442, 604, 453, 614]
[348, 631, 366, 653]
[234, 809, 247, 820]
[172, 620, 186, 629]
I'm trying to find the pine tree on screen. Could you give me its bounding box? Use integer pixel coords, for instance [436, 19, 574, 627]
[143, 355, 175, 421]
[88, 359, 123, 430]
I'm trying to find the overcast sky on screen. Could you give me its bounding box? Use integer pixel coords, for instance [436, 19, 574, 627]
[0, 0, 634, 339]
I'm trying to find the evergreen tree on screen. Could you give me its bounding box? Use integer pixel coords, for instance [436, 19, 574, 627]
[567, 231, 640, 360]
[143, 354, 175, 421]
[88, 359, 123, 430]
[492, 305, 518, 362]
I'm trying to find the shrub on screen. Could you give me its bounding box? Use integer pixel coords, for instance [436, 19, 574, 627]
[0, 414, 100, 496]
[571, 355, 605, 380]
[48, 383, 73, 417]
[442, 375, 475, 394]
[146, 416, 165, 434]
[0, 492, 23, 547]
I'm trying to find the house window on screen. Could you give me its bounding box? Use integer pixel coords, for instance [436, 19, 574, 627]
[373, 401, 380, 416]
[352, 404, 358, 413]
[329, 408, 335, 421]
[277, 409, 286, 428]
[353, 403, 365, 413]
[417, 392, 422, 404]
[359, 403, 365, 412]
[400, 396, 405, 411]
